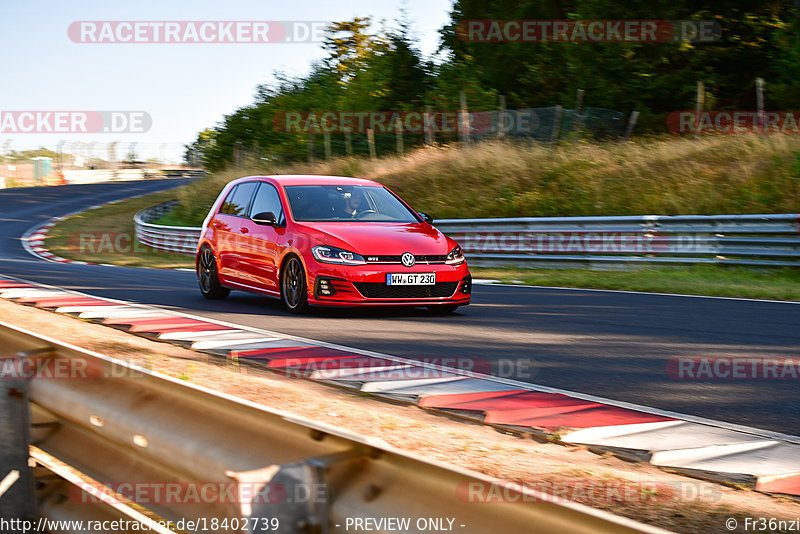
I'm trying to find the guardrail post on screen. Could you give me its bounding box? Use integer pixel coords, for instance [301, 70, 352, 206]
[551, 105, 563, 144]
[624, 111, 639, 141]
[229, 450, 365, 534]
[0, 373, 35, 526]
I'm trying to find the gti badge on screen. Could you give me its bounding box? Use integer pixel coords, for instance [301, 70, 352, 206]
[401, 252, 415, 267]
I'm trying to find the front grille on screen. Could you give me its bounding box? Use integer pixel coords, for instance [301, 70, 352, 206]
[353, 281, 459, 299]
[365, 254, 448, 264]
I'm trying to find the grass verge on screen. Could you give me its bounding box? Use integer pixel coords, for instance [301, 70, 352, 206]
[470, 265, 800, 301]
[45, 190, 195, 269]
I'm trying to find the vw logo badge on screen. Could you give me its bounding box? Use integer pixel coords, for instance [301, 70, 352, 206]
[401, 252, 415, 267]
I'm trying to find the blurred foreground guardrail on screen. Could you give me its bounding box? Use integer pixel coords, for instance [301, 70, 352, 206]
[136, 202, 800, 268]
[0, 321, 665, 534]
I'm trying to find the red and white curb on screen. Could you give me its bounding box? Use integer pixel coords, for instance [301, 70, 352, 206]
[20, 191, 185, 267]
[1, 274, 798, 499]
[21, 217, 96, 265]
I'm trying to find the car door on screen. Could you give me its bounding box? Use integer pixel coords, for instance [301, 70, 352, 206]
[214, 181, 258, 285]
[242, 181, 286, 292]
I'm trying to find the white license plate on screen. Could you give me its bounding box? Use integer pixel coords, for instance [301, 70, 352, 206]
[386, 273, 436, 285]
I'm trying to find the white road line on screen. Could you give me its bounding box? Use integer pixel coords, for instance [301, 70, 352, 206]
[475, 280, 800, 305]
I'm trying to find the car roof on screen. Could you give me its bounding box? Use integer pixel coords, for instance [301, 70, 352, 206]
[235, 175, 381, 187]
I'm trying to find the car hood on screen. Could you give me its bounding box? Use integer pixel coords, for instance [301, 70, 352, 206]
[294, 222, 453, 255]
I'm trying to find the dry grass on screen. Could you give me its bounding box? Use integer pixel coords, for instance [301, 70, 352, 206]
[163, 134, 800, 225]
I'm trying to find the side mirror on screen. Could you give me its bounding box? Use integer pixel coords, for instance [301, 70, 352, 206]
[251, 211, 278, 226]
[418, 211, 433, 224]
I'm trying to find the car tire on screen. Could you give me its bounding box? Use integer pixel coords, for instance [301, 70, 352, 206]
[281, 255, 310, 314]
[197, 245, 230, 300]
[427, 304, 459, 315]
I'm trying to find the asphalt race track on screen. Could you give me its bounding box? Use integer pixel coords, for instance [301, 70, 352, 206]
[1, 181, 798, 435]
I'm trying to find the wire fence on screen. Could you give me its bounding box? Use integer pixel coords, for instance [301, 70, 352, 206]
[471, 106, 627, 142]
[230, 105, 632, 165]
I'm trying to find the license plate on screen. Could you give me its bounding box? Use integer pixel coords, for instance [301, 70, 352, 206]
[386, 273, 436, 285]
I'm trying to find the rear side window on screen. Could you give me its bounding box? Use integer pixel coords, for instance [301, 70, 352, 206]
[249, 182, 284, 223]
[219, 182, 258, 217]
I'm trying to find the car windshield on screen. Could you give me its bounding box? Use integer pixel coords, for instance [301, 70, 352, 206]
[284, 185, 420, 223]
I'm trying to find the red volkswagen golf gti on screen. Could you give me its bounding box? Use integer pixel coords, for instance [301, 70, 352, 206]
[196, 175, 471, 314]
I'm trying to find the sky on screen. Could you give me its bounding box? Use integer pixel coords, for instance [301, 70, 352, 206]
[0, 0, 452, 163]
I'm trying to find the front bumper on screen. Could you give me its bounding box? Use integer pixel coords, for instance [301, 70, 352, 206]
[305, 262, 471, 307]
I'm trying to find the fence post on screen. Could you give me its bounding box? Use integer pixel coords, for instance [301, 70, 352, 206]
[127, 142, 137, 166]
[307, 131, 315, 164]
[694, 81, 705, 139]
[234, 142, 242, 167]
[344, 128, 352, 155]
[56, 140, 65, 173]
[395, 116, 404, 156]
[459, 91, 471, 145]
[624, 111, 639, 141]
[424, 105, 434, 146]
[323, 132, 331, 160]
[109, 141, 118, 179]
[573, 89, 585, 131]
[551, 105, 563, 144]
[367, 129, 376, 161]
[756, 78, 765, 133]
[498, 95, 506, 139]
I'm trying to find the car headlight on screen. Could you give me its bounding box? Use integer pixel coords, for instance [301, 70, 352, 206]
[312, 245, 366, 265]
[445, 245, 465, 265]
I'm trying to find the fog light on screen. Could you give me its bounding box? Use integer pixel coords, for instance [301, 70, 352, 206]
[316, 278, 337, 298]
[460, 275, 472, 294]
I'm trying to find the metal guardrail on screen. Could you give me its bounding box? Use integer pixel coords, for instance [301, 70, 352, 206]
[134, 201, 202, 255]
[0, 321, 667, 534]
[64, 169, 204, 185]
[63, 169, 163, 184]
[434, 214, 800, 268]
[135, 202, 800, 268]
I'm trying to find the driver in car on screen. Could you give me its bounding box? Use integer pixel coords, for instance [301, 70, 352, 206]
[342, 191, 365, 217]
